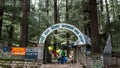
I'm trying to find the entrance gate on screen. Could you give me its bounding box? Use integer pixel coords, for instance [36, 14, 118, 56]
[38, 23, 86, 62]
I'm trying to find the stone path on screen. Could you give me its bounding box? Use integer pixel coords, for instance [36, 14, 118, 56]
[40, 64, 83, 68]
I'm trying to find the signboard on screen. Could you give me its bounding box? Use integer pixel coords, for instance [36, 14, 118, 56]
[3, 47, 9, 52]
[26, 48, 38, 59]
[39, 23, 86, 45]
[11, 47, 26, 56]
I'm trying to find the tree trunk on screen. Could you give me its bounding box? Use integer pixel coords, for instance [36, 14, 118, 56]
[53, 0, 57, 61]
[20, 0, 30, 47]
[105, 0, 110, 24]
[0, 0, 4, 40]
[7, 26, 14, 47]
[66, 0, 70, 58]
[54, 0, 57, 45]
[46, 0, 49, 16]
[54, 0, 57, 35]
[54, 0, 57, 25]
[100, 0, 103, 11]
[66, 0, 69, 22]
[89, 0, 100, 53]
[45, 0, 52, 63]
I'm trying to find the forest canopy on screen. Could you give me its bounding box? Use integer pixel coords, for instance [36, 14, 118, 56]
[0, 0, 120, 53]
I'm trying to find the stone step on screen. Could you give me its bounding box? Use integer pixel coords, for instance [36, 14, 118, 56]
[40, 64, 83, 68]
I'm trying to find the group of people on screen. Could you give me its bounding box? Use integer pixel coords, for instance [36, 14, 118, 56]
[49, 45, 72, 64]
[57, 50, 67, 64]
[52, 49, 68, 64]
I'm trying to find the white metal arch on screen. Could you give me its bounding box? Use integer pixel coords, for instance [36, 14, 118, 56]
[39, 23, 86, 45]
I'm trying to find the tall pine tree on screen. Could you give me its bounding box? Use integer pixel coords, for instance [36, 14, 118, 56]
[89, 0, 100, 53]
[20, 0, 30, 47]
[0, 0, 4, 40]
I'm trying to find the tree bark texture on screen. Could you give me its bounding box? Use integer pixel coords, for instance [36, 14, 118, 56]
[0, 0, 4, 40]
[20, 0, 29, 47]
[89, 0, 100, 53]
[53, 0, 57, 61]
[66, 0, 69, 22]
[54, 0, 57, 25]
[105, 0, 110, 24]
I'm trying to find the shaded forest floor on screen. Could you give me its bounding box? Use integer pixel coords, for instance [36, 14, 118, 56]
[108, 65, 120, 68]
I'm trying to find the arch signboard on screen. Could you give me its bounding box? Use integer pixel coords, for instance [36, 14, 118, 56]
[39, 23, 86, 45]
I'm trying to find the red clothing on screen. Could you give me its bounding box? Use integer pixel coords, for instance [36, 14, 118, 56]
[52, 50, 57, 57]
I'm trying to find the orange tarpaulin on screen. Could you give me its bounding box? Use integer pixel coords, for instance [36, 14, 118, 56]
[11, 47, 26, 55]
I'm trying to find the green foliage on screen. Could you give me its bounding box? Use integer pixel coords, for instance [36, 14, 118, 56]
[0, 0, 120, 54]
[0, 0, 22, 45]
[111, 21, 120, 53]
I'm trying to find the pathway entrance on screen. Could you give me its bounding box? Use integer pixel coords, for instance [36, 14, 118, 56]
[38, 23, 87, 65]
[40, 64, 83, 68]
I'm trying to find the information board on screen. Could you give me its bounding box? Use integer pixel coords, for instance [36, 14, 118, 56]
[26, 48, 38, 59]
[11, 47, 26, 56]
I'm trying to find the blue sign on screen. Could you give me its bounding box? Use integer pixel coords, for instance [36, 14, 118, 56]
[26, 48, 38, 59]
[3, 47, 9, 52]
